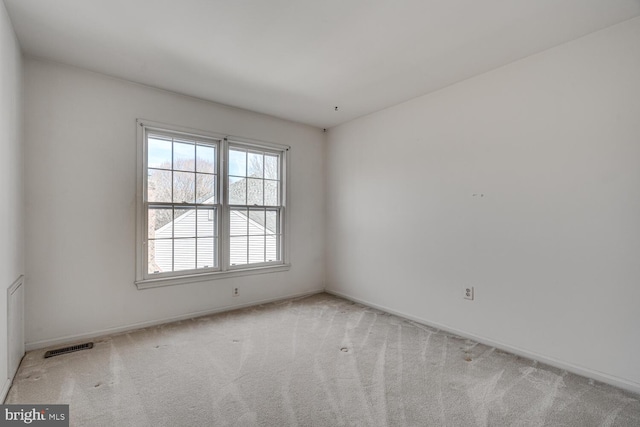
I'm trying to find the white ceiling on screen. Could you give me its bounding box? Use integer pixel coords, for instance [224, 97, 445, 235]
[5, 0, 640, 128]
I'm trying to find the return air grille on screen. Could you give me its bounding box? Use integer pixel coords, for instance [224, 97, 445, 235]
[44, 342, 94, 358]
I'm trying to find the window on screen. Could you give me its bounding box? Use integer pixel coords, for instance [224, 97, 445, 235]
[136, 120, 289, 288]
[228, 146, 283, 266]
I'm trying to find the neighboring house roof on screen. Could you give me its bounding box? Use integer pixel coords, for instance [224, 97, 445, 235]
[153, 196, 216, 238]
[153, 205, 274, 240]
[154, 177, 278, 237]
[150, 179, 279, 273]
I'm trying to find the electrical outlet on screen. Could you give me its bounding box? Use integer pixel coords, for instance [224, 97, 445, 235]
[233, 287, 239, 297]
[463, 286, 474, 300]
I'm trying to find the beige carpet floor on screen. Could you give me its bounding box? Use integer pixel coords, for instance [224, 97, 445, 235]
[6, 293, 640, 426]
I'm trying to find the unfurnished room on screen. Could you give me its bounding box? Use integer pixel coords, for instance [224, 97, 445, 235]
[1, 1, 640, 426]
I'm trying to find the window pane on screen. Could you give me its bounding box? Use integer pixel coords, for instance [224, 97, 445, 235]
[147, 169, 172, 203]
[149, 239, 173, 274]
[197, 238, 217, 269]
[148, 136, 172, 169]
[230, 236, 248, 265]
[174, 140, 195, 171]
[248, 209, 265, 235]
[266, 234, 279, 262]
[264, 180, 279, 206]
[196, 174, 216, 204]
[174, 238, 196, 271]
[229, 148, 246, 177]
[249, 236, 265, 263]
[247, 178, 263, 205]
[196, 208, 216, 238]
[144, 130, 285, 276]
[148, 208, 173, 239]
[174, 207, 196, 238]
[230, 209, 248, 236]
[265, 210, 278, 235]
[229, 177, 246, 205]
[264, 154, 279, 180]
[173, 171, 195, 203]
[196, 144, 216, 173]
[248, 152, 263, 178]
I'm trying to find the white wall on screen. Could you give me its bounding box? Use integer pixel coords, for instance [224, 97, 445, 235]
[23, 58, 325, 348]
[0, 0, 23, 400]
[326, 17, 640, 392]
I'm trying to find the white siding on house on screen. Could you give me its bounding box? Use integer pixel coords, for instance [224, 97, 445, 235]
[229, 209, 279, 266]
[150, 207, 278, 272]
[151, 208, 217, 273]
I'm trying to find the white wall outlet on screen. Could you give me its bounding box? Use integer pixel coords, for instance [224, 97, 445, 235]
[464, 286, 474, 300]
[233, 287, 239, 297]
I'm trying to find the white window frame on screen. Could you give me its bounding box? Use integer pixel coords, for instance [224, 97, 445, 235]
[135, 119, 290, 289]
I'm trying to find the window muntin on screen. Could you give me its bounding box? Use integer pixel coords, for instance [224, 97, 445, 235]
[229, 208, 281, 266]
[145, 130, 220, 277]
[137, 120, 289, 286]
[227, 145, 283, 267]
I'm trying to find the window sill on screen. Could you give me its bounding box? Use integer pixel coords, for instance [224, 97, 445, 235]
[135, 264, 291, 290]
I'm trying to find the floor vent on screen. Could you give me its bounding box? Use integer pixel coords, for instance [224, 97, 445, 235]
[44, 342, 94, 358]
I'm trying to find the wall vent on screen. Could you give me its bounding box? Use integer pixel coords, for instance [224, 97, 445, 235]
[44, 342, 94, 358]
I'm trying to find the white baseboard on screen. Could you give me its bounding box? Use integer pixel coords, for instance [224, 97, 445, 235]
[1, 378, 11, 404]
[325, 288, 640, 396]
[26, 289, 323, 351]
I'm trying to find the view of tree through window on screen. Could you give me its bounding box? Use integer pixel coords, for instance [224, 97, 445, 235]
[146, 133, 218, 274]
[228, 146, 282, 265]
